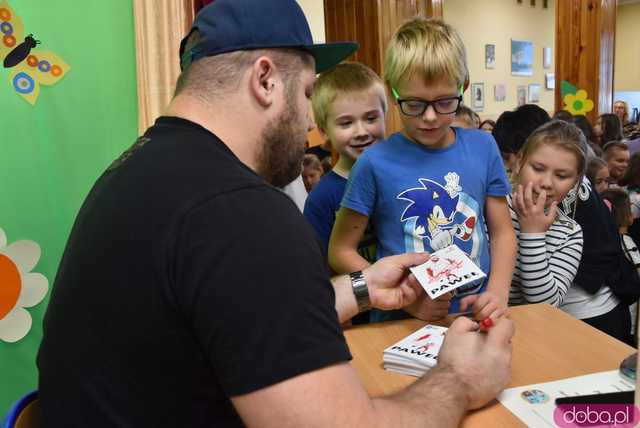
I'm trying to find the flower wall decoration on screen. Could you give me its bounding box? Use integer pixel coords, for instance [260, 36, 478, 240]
[0, 227, 48, 343]
[561, 80, 594, 116]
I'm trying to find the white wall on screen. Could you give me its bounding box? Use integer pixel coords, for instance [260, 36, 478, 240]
[443, 0, 556, 120]
[297, 0, 326, 43]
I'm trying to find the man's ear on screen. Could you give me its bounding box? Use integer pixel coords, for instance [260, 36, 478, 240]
[249, 56, 277, 108]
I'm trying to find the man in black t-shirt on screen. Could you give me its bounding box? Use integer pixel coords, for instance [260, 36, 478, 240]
[37, 1, 514, 427]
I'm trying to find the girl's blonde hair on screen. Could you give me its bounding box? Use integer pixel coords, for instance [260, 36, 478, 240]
[515, 120, 587, 183]
[384, 17, 468, 91]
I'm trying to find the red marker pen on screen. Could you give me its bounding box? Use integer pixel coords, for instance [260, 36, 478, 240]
[478, 317, 493, 333]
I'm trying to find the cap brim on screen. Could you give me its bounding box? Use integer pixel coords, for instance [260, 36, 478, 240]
[305, 42, 359, 73]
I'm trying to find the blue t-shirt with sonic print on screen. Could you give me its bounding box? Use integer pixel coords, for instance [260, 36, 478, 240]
[342, 127, 510, 320]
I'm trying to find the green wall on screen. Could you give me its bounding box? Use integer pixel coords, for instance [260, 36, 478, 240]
[0, 1, 138, 412]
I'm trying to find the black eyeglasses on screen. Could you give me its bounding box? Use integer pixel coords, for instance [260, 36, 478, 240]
[396, 95, 463, 116]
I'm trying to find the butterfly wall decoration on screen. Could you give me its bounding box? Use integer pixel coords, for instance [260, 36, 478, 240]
[0, 0, 70, 105]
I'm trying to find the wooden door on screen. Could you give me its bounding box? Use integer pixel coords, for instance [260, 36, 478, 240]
[555, 0, 616, 123]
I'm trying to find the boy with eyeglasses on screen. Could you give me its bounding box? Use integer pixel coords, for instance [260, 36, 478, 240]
[329, 17, 516, 322]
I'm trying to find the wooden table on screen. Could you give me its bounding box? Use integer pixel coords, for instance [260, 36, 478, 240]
[343, 303, 635, 427]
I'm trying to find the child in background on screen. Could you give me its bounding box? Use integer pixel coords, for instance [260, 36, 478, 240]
[329, 18, 516, 322]
[479, 119, 496, 133]
[601, 188, 639, 342]
[303, 62, 387, 262]
[508, 121, 585, 307]
[301, 154, 323, 192]
[586, 157, 610, 194]
[603, 141, 630, 185]
[451, 105, 477, 129]
[594, 113, 624, 147]
[620, 153, 640, 245]
[493, 104, 550, 176]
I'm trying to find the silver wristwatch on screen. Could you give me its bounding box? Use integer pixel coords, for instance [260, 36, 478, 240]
[350, 270, 371, 312]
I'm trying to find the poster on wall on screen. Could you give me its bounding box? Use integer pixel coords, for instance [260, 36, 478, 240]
[485, 44, 496, 69]
[471, 82, 484, 111]
[494, 84, 506, 102]
[543, 47, 552, 69]
[545, 73, 555, 90]
[528, 84, 541, 103]
[517, 85, 527, 106]
[511, 39, 533, 76]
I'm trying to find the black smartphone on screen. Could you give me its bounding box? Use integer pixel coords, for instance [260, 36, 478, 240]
[555, 390, 634, 405]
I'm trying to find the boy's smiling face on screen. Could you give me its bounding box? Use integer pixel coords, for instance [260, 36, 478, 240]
[396, 75, 459, 149]
[321, 88, 386, 164]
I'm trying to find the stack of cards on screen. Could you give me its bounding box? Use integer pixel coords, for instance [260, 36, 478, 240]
[409, 244, 486, 299]
[383, 324, 447, 377]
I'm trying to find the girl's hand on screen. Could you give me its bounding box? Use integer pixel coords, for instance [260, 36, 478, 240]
[458, 290, 509, 322]
[513, 182, 557, 233]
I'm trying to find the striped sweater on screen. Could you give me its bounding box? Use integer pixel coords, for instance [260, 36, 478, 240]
[508, 195, 584, 306]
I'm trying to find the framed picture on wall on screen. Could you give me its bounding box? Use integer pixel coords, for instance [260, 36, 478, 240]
[528, 84, 541, 103]
[471, 83, 484, 110]
[485, 44, 496, 69]
[517, 85, 527, 106]
[494, 84, 506, 102]
[511, 39, 534, 76]
[543, 47, 552, 69]
[545, 73, 555, 90]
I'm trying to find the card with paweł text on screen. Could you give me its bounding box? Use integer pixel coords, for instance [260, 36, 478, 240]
[383, 324, 447, 377]
[410, 245, 486, 299]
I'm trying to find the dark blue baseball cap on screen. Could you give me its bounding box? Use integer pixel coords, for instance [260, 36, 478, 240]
[179, 0, 359, 73]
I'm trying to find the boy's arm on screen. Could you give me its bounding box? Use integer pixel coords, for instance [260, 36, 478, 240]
[485, 196, 517, 304]
[462, 196, 516, 320]
[328, 207, 371, 274]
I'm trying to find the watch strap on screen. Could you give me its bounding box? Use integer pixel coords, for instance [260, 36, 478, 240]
[350, 270, 371, 312]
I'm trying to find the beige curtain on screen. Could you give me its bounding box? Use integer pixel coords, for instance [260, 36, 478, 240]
[133, 0, 194, 134]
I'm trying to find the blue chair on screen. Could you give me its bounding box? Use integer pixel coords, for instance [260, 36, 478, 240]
[2, 391, 39, 428]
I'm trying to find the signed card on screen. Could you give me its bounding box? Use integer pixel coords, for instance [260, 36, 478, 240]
[410, 245, 486, 299]
[383, 324, 448, 373]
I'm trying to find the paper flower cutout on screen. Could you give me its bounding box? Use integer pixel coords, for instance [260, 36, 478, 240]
[0, 227, 48, 343]
[563, 90, 594, 116]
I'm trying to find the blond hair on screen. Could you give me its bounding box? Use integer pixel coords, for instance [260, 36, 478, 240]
[384, 17, 468, 91]
[311, 62, 387, 132]
[516, 120, 587, 183]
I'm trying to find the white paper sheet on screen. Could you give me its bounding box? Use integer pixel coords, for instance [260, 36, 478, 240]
[498, 370, 634, 427]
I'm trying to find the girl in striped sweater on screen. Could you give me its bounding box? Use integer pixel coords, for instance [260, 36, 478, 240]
[508, 120, 586, 307]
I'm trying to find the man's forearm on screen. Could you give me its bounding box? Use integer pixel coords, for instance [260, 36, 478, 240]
[331, 274, 360, 324]
[371, 364, 470, 428]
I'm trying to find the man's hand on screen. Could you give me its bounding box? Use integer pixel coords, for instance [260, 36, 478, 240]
[513, 182, 557, 233]
[458, 290, 508, 321]
[363, 252, 431, 311]
[405, 292, 452, 321]
[437, 316, 514, 409]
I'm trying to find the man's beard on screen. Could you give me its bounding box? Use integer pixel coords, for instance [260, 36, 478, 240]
[256, 84, 307, 188]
